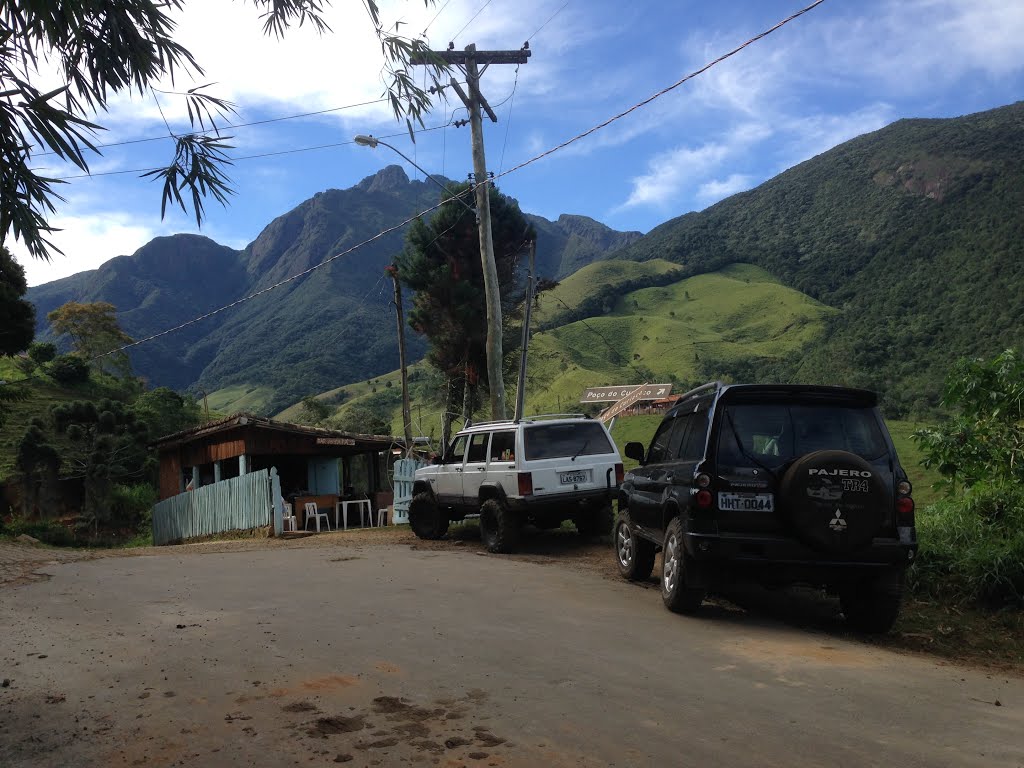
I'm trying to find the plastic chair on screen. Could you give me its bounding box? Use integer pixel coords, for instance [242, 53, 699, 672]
[304, 502, 330, 532]
[376, 508, 387, 527]
[282, 502, 297, 532]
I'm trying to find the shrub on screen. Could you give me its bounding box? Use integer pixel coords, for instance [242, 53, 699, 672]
[106, 483, 157, 528]
[48, 354, 90, 384]
[909, 482, 1024, 607]
[5, 517, 75, 547]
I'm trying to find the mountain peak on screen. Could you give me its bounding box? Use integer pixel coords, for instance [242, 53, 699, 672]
[357, 164, 410, 195]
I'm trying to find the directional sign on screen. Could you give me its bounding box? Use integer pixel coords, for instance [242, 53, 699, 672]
[580, 384, 673, 403]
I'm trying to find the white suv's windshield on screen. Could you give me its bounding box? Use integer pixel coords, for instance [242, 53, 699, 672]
[523, 422, 614, 461]
[717, 404, 888, 466]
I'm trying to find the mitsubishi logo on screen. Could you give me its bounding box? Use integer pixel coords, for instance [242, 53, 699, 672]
[829, 509, 847, 533]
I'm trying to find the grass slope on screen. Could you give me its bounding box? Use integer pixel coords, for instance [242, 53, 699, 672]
[0, 359, 130, 482]
[206, 384, 277, 415]
[523, 264, 835, 414]
[532, 258, 682, 326]
[280, 264, 835, 445]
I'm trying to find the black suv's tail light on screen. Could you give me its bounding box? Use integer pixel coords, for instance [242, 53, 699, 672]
[518, 472, 533, 496]
[695, 489, 713, 508]
[896, 495, 915, 519]
[897, 480, 912, 496]
[695, 473, 711, 488]
[614, 462, 624, 485]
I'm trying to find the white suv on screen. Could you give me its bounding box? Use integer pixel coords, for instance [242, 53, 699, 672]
[410, 415, 624, 553]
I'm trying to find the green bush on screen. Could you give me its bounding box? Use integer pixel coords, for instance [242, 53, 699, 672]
[5, 517, 75, 547]
[106, 483, 157, 528]
[48, 354, 90, 384]
[909, 482, 1024, 607]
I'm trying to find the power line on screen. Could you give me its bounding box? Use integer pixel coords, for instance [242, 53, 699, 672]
[493, 0, 827, 185]
[526, 0, 570, 43]
[33, 97, 392, 158]
[453, 0, 494, 41]
[45, 121, 455, 181]
[73, 0, 824, 366]
[422, 0, 455, 37]
[95, 194, 458, 360]
[498, 64, 520, 175]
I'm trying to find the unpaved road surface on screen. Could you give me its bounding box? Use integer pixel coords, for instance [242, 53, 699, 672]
[1, 532, 1021, 768]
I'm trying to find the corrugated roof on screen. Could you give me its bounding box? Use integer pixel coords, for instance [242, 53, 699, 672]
[151, 412, 399, 449]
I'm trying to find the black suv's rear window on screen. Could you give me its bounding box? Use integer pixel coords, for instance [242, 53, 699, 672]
[717, 404, 888, 466]
[523, 422, 614, 461]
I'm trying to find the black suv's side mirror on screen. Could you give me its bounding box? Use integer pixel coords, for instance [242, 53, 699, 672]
[624, 441, 645, 463]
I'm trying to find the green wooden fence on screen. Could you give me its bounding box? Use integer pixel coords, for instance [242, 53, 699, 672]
[152, 468, 280, 545]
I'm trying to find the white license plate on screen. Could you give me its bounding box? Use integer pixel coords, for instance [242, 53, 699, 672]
[560, 470, 590, 485]
[717, 492, 774, 512]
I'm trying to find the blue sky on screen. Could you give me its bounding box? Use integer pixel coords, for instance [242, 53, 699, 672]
[14, 0, 1024, 286]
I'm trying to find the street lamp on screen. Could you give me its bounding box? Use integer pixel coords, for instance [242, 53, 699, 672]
[353, 135, 475, 214]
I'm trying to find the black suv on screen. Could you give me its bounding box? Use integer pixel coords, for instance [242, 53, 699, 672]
[616, 382, 917, 633]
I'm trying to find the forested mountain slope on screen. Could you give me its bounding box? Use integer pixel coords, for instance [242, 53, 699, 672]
[610, 101, 1024, 414]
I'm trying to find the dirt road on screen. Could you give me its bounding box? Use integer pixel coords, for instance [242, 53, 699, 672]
[1, 530, 1021, 767]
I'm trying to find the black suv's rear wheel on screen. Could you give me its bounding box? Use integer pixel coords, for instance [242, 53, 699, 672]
[615, 511, 655, 581]
[839, 569, 904, 634]
[661, 517, 705, 613]
[480, 498, 520, 554]
[408, 492, 449, 540]
[574, 502, 614, 539]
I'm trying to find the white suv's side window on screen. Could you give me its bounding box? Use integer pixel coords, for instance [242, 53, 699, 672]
[489, 430, 516, 463]
[447, 435, 468, 464]
[466, 433, 489, 464]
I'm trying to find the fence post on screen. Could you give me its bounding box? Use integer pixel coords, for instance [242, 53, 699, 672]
[270, 467, 282, 536]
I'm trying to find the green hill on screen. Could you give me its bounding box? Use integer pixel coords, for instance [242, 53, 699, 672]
[611, 102, 1024, 415]
[286, 263, 834, 437]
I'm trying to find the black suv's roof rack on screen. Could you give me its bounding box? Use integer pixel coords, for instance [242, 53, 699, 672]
[673, 381, 724, 404]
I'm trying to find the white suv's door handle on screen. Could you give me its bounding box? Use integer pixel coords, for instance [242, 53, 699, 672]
[477, 467, 486, 472]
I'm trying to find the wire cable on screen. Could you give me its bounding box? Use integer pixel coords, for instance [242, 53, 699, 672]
[452, 0, 494, 41]
[33, 97, 392, 158]
[65, 0, 825, 368]
[94, 195, 458, 360]
[422, 0, 455, 37]
[46, 121, 454, 181]
[497, 64, 520, 175]
[526, 0, 570, 43]
[493, 0, 827, 185]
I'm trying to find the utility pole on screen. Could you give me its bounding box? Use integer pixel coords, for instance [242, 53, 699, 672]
[412, 44, 530, 420]
[388, 266, 413, 456]
[514, 240, 536, 421]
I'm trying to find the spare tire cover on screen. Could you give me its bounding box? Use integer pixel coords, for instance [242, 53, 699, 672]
[779, 450, 888, 554]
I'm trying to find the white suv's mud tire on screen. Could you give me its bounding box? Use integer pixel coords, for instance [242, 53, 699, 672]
[408, 492, 449, 540]
[661, 517, 705, 614]
[615, 511, 656, 581]
[480, 498, 520, 554]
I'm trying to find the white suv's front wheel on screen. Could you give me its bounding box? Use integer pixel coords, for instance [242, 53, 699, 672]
[408, 492, 449, 540]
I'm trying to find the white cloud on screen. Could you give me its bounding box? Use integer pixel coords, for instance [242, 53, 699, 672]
[777, 104, 894, 168]
[13, 214, 166, 287]
[619, 122, 771, 210]
[696, 174, 754, 205]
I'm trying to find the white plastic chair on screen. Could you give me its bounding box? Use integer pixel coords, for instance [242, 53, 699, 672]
[304, 502, 330, 532]
[282, 502, 297, 532]
[376, 508, 387, 527]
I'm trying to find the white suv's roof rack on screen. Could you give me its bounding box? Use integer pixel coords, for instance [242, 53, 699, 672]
[467, 413, 591, 428]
